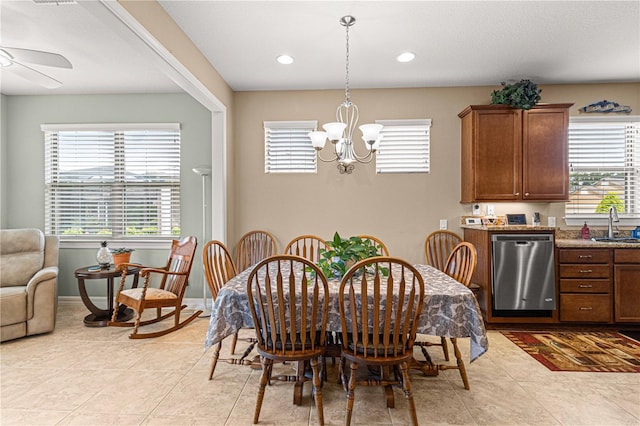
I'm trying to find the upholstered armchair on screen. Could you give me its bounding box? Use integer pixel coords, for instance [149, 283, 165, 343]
[0, 229, 59, 342]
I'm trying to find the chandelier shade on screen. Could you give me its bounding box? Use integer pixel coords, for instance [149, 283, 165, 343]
[309, 15, 383, 174]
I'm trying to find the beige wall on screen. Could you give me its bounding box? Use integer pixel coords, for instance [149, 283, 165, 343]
[233, 83, 639, 264]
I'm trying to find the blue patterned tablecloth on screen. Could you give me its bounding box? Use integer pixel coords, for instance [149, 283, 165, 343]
[204, 263, 488, 362]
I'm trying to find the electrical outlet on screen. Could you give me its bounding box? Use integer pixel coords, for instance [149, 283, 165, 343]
[439, 219, 448, 230]
[472, 204, 481, 216]
[487, 204, 495, 216]
[548, 217, 556, 227]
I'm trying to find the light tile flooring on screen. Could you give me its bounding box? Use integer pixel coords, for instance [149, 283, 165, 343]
[1, 303, 639, 425]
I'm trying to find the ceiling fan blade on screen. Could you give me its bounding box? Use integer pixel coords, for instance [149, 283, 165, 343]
[8, 60, 63, 89]
[0, 46, 72, 69]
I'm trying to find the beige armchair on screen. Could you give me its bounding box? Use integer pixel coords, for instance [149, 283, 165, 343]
[0, 229, 59, 342]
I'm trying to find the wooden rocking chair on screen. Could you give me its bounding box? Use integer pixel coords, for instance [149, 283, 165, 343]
[108, 236, 201, 339]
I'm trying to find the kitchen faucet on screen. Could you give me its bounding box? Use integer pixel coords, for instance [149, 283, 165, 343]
[608, 206, 619, 239]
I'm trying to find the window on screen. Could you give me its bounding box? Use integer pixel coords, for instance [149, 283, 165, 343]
[567, 116, 640, 221]
[43, 123, 181, 240]
[375, 119, 431, 174]
[264, 120, 317, 173]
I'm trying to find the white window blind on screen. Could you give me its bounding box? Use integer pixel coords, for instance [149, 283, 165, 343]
[567, 117, 639, 219]
[375, 119, 431, 174]
[42, 123, 181, 239]
[264, 120, 317, 173]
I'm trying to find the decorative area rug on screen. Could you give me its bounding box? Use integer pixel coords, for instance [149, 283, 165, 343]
[502, 331, 640, 372]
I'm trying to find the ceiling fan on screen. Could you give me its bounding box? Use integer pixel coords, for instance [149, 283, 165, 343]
[0, 46, 72, 89]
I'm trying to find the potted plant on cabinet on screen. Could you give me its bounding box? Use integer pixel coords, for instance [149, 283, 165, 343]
[490, 79, 541, 110]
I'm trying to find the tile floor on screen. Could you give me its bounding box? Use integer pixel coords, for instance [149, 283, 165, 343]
[1, 303, 639, 425]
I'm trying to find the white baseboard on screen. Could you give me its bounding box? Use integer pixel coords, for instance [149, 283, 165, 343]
[57, 296, 209, 311]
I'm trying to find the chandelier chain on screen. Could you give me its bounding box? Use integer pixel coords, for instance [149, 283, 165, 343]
[344, 22, 350, 103]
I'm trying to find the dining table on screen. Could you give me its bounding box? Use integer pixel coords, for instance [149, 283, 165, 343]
[204, 262, 488, 402]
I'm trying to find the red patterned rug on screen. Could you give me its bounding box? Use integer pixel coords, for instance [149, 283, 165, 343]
[502, 331, 640, 372]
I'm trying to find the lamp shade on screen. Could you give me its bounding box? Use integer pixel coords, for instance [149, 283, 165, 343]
[323, 122, 347, 141]
[308, 131, 328, 149]
[359, 123, 383, 143]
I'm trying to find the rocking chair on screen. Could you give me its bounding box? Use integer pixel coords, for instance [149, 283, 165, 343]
[108, 236, 201, 339]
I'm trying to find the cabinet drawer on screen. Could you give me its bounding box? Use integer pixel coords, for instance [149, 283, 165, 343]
[559, 279, 610, 293]
[559, 249, 610, 263]
[559, 264, 610, 279]
[560, 294, 611, 322]
[614, 249, 640, 263]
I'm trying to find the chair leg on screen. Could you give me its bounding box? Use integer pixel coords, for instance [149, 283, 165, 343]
[230, 332, 239, 355]
[253, 358, 271, 424]
[208, 341, 222, 380]
[131, 309, 143, 337]
[398, 361, 418, 426]
[451, 338, 470, 390]
[310, 357, 324, 426]
[440, 336, 450, 361]
[345, 361, 357, 426]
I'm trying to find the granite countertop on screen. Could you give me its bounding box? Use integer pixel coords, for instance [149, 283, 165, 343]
[555, 238, 640, 248]
[461, 225, 640, 247]
[461, 225, 556, 231]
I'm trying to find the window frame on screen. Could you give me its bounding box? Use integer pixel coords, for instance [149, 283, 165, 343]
[374, 119, 431, 174]
[42, 123, 182, 248]
[565, 115, 640, 227]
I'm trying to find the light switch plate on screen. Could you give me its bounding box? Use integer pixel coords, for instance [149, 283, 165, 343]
[487, 204, 495, 216]
[439, 219, 448, 230]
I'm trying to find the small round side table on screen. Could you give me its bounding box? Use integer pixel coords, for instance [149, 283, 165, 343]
[75, 265, 141, 327]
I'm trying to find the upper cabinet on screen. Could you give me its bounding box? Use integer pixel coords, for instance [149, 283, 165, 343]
[459, 103, 573, 203]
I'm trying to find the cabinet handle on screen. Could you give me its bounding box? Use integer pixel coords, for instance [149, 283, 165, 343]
[578, 255, 593, 259]
[578, 269, 593, 273]
[524, 192, 529, 196]
[515, 192, 520, 196]
[579, 307, 593, 311]
[578, 284, 593, 288]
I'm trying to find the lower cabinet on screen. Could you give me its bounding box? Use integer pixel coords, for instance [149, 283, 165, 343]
[614, 249, 640, 322]
[558, 249, 612, 323]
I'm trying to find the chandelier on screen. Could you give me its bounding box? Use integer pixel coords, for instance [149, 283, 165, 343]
[308, 15, 383, 174]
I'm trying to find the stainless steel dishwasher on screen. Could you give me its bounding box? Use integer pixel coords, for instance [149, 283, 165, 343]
[491, 234, 555, 311]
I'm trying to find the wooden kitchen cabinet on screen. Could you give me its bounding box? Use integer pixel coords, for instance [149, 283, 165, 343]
[558, 248, 612, 323]
[614, 249, 640, 323]
[459, 103, 573, 203]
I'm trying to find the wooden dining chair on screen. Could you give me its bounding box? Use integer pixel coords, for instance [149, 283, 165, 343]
[203, 240, 255, 379]
[338, 257, 424, 426]
[284, 234, 328, 262]
[358, 234, 390, 256]
[437, 241, 478, 390]
[419, 230, 463, 361]
[425, 230, 462, 271]
[247, 255, 329, 425]
[235, 230, 277, 272]
[109, 236, 201, 339]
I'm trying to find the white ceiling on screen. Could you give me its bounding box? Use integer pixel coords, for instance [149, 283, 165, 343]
[1, 1, 639, 96]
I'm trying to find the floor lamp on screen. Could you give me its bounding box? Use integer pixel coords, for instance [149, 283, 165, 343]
[193, 166, 212, 318]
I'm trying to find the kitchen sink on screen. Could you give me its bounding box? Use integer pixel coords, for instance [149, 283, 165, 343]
[592, 237, 640, 243]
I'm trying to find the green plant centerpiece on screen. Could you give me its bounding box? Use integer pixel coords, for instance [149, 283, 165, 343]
[490, 79, 541, 110]
[316, 232, 388, 279]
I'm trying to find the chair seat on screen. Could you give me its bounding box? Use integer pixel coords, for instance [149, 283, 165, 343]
[120, 287, 178, 301]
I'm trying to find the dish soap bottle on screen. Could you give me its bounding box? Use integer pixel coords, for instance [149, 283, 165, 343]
[581, 222, 591, 240]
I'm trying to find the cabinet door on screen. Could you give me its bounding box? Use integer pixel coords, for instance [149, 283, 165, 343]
[473, 109, 522, 200]
[522, 107, 569, 200]
[614, 264, 640, 322]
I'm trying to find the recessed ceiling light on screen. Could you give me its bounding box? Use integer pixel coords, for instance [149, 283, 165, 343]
[396, 52, 416, 63]
[277, 55, 294, 65]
